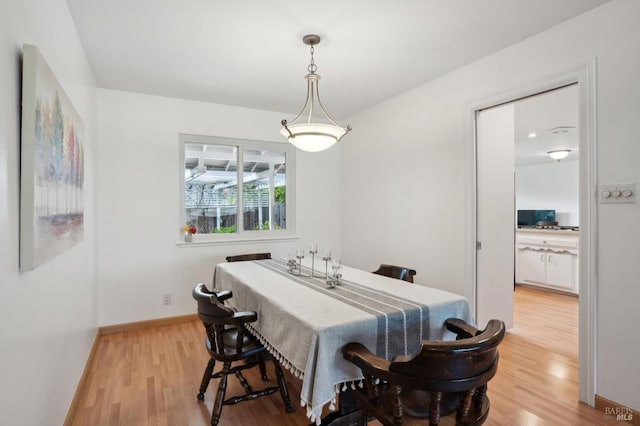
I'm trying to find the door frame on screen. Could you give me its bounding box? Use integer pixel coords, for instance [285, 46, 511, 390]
[463, 61, 597, 405]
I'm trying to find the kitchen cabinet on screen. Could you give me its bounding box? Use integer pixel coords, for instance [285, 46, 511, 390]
[519, 248, 547, 284]
[515, 229, 579, 294]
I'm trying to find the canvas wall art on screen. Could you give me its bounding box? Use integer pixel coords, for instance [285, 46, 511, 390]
[20, 44, 85, 271]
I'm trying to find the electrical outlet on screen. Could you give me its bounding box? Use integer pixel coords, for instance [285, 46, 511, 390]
[162, 293, 172, 305]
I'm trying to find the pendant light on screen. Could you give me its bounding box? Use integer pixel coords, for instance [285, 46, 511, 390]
[281, 35, 351, 152]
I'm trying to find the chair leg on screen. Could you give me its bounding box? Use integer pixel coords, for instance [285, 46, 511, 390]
[391, 384, 403, 425]
[473, 385, 487, 407]
[258, 352, 268, 381]
[198, 358, 215, 400]
[273, 359, 294, 412]
[359, 409, 369, 426]
[457, 389, 474, 421]
[211, 362, 231, 426]
[365, 375, 379, 404]
[235, 370, 253, 394]
[429, 391, 442, 426]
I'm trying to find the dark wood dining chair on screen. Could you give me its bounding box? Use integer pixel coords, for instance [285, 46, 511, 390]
[192, 283, 294, 425]
[225, 252, 272, 262]
[372, 264, 417, 283]
[343, 318, 505, 426]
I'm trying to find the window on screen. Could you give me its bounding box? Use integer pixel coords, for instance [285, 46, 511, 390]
[180, 134, 296, 243]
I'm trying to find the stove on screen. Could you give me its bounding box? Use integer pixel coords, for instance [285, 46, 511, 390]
[535, 225, 579, 231]
[518, 225, 579, 231]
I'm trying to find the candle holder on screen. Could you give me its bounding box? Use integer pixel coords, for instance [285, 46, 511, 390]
[326, 271, 342, 288]
[309, 244, 318, 277]
[322, 250, 332, 279]
[295, 249, 305, 276]
[327, 259, 342, 288]
[287, 257, 298, 274]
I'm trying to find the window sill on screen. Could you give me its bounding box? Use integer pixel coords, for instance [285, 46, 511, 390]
[176, 233, 300, 247]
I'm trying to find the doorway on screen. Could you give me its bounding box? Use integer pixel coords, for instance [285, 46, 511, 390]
[468, 64, 597, 406]
[475, 84, 580, 329]
[513, 85, 580, 298]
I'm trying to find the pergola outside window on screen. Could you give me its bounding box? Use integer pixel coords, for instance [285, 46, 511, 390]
[181, 134, 295, 242]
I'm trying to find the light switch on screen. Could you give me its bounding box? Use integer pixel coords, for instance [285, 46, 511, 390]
[599, 183, 636, 204]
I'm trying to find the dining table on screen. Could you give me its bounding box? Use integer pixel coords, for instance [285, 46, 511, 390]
[213, 258, 472, 425]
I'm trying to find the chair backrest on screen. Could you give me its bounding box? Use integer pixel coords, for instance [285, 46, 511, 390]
[372, 264, 417, 283]
[226, 252, 272, 262]
[192, 283, 257, 359]
[193, 283, 235, 323]
[389, 319, 505, 392]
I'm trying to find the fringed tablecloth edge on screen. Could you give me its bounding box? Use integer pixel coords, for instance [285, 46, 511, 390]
[299, 379, 365, 425]
[246, 323, 306, 380]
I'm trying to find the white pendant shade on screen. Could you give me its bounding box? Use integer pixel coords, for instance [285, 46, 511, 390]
[280, 123, 346, 152]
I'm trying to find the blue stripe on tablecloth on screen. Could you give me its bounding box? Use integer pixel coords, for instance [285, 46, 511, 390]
[255, 259, 429, 359]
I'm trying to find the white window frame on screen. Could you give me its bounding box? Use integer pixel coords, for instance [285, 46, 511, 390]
[178, 133, 297, 245]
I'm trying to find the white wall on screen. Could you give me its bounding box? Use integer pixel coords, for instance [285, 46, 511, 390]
[516, 160, 579, 226]
[3, 0, 637, 419]
[96, 89, 341, 325]
[342, 0, 639, 410]
[0, 1, 98, 425]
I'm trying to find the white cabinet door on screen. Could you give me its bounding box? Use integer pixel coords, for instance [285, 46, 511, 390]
[519, 248, 546, 284]
[546, 252, 577, 291]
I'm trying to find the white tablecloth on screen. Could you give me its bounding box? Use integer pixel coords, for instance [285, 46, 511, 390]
[214, 259, 471, 424]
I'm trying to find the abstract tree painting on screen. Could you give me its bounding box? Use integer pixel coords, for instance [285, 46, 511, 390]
[20, 45, 85, 271]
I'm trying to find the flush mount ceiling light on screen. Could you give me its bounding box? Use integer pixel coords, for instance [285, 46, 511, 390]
[280, 34, 351, 152]
[547, 149, 571, 161]
[549, 126, 576, 134]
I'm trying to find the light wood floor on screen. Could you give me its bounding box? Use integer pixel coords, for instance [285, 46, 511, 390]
[71, 286, 621, 425]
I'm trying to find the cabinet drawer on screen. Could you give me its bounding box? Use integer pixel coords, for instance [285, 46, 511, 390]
[517, 237, 578, 249]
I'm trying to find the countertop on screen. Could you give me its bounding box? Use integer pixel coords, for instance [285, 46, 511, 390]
[516, 227, 580, 235]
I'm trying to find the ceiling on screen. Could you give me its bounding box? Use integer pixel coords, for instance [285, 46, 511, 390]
[514, 84, 579, 167]
[66, 0, 609, 120]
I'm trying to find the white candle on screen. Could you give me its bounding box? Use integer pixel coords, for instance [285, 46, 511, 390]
[309, 243, 317, 253]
